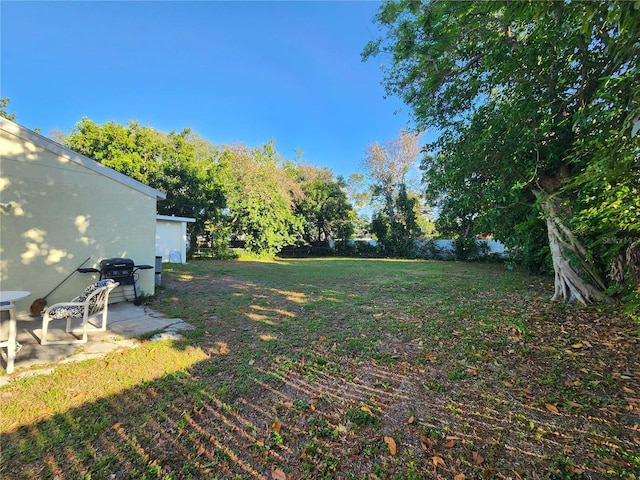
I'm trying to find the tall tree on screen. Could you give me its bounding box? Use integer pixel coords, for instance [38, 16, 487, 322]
[286, 163, 356, 244]
[363, 130, 424, 255]
[154, 129, 226, 252]
[364, 0, 639, 303]
[363, 130, 421, 223]
[219, 143, 304, 256]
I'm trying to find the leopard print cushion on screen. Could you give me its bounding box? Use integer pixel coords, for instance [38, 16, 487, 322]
[47, 279, 116, 319]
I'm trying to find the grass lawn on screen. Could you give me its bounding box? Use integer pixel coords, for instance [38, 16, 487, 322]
[1, 258, 639, 479]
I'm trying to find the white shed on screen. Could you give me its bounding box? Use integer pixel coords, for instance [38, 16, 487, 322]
[156, 215, 195, 264]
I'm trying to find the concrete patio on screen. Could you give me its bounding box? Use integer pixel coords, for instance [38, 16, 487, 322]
[0, 301, 193, 387]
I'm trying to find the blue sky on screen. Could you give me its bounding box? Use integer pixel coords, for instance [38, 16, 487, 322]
[1, 0, 428, 179]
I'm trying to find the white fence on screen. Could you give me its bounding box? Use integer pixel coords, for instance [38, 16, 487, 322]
[415, 239, 506, 259]
[335, 238, 507, 259]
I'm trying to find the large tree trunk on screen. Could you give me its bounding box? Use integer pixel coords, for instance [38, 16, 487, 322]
[534, 189, 608, 304]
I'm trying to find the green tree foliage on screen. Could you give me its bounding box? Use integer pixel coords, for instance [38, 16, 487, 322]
[154, 129, 226, 252]
[0, 98, 16, 121]
[63, 118, 358, 259]
[218, 143, 304, 257]
[65, 118, 226, 255]
[66, 118, 162, 183]
[363, 130, 425, 256]
[364, 0, 640, 304]
[343, 172, 373, 237]
[369, 183, 423, 257]
[286, 163, 355, 244]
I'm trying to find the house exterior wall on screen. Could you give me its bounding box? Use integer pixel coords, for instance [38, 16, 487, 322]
[0, 120, 163, 317]
[156, 215, 194, 264]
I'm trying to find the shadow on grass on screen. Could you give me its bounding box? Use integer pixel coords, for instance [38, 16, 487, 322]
[2, 334, 639, 479]
[2, 259, 639, 479]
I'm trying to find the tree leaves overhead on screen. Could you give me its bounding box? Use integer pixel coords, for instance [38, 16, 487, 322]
[0, 97, 16, 121]
[365, 0, 640, 304]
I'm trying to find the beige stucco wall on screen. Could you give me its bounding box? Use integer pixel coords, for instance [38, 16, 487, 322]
[0, 121, 162, 317]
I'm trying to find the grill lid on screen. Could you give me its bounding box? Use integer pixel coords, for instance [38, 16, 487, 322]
[100, 258, 135, 270]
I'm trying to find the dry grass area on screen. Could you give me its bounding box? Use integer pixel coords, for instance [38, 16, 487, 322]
[1, 258, 639, 480]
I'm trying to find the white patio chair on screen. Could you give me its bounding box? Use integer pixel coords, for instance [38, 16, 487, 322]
[41, 279, 119, 345]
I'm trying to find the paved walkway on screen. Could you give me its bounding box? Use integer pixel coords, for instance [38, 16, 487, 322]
[0, 302, 192, 387]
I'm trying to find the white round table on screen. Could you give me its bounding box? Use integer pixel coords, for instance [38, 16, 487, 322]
[0, 291, 31, 303]
[1, 291, 30, 374]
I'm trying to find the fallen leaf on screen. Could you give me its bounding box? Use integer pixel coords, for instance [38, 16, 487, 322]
[545, 403, 560, 414]
[623, 387, 636, 394]
[572, 343, 583, 349]
[407, 415, 415, 424]
[383, 436, 397, 455]
[633, 437, 640, 445]
[271, 421, 283, 433]
[432, 456, 447, 468]
[283, 401, 294, 409]
[444, 439, 456, 448]
[271, 468, 287, 480]
[454, 474, 466, 480]
[319, 336, 327, 342]
[473, 451, 485, 465]
[360, 405, 373, 414]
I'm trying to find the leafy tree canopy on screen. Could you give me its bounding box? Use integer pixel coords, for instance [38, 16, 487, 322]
[217, 143, 305, 256]
[364, 0, 640, 304]
[285, 162, 356, 244]
[65, 118, 226, 252]
[362, 130, 429, 256]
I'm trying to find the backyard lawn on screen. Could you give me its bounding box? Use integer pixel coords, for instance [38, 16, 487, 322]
[1, 258, 639, 479]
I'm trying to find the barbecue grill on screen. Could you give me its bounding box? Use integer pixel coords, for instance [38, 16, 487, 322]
[78, 258, 152, 305]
